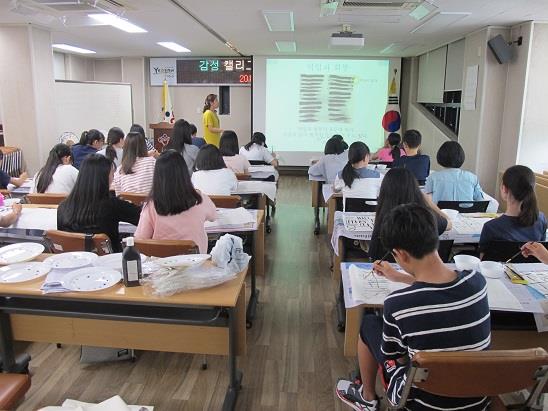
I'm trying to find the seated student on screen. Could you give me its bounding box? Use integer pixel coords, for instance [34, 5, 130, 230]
[522, 242, 548, 264]
[369, 168, 451, 260]
[71, 129, 104, 169]
[135, 150, 217, 254]
[98, 127, 125, 168]
[425, 141, 484, 203]
[113, 132, 156, 196]
[336, 203, 490, 411]
[371, 132, 405, 163]
[219, 130, 251, 174]
[239, 132, 279, 167]
[191, 145, 238, 196]
[308, 136, 348, 183]
[130, 123, 158, 157]
[393, 129, 430, 185]
[0, 152, 27, 189]
[479, 165, 547, 255]
[0, 202, 22, 227]
[165, 119, 199, 174]
[190, 123, 207, 149]
[333, 142, 383, 199]
[332, 134, 349, 151]
[57, 154, 140, 252]
[32, 143, 78, 194]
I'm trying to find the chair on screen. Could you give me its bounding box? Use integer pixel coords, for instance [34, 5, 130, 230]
[236, 173, 251, 181]
[0, 189, 11, 199]
[384, 240, 454, 264]
[537, 184, 548, 216]
[437, 200, 490, 213]
[118, 192, 147, 206]
[249, 160, 270, 166]
[389, 348, 548, 410]
[337, 196, 377, 213]
[210, 195, 241, 208]
[482, 241, 548, 263]
[25, 193, 67, 205]
[134, 239, 198, 257]
[44, 230, 112, 255]
[0, 373, 31, 410]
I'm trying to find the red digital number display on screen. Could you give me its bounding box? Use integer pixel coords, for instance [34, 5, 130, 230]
[239, 74, 252, 83]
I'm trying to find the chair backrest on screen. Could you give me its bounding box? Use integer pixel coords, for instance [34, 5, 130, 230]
[482, 241, 548, 263]
[249, 160, 270, 166]
[26, 193, 67, 205]
[44, 230, 112, 255]
[437, 200, 490, 213]
[408, 348, 548, 400]
[537, 184, 548, 216]
[118, 192, 147, 206]
[0, 189, 11, 199]
[385, 240, 454, 264]
[209, 195, 241, 209]
[534, 173, 548, 186]
[338, 196, 377, 212]
[134, 239, 198, 257]
[236, 173, 251, 181]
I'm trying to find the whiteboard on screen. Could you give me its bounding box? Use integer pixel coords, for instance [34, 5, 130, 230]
[54, 81, 133, 141]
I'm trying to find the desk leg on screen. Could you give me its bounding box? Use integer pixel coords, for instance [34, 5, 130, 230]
[334, 238, 345, 332]
[0, 312, 30, 373]
[313, 181, 323, 235]
[248, 225, 264, 327]
[222, 307, 243, 411]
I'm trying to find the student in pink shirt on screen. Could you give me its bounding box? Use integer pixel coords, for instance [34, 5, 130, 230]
[219, 130, 251, 174]
[135, 150, 217, 253]
[372, 132, 406, 163]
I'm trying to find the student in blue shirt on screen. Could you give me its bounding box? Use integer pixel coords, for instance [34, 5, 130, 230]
[336, 203, 491, 411]
[190, 124, 206, 148]
[479, 165, 547, 254]
[308, 136, 348, 183]
[425, 141, 484, 204]
[393, 130, 430, 185]
[71, 129, 104, 169]
[333, 141, 382, 199]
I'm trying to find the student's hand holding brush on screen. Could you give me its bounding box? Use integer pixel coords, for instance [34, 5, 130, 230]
[373, 252, 415, 285]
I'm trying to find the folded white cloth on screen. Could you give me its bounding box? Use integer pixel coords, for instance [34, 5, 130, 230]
[39, 395, 153, 411]
[210, 234, 250, 274]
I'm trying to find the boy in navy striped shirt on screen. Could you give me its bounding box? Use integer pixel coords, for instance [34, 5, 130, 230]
[336, 203, 491, 411]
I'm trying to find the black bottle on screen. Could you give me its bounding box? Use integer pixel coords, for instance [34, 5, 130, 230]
[122, 237, 141, 287]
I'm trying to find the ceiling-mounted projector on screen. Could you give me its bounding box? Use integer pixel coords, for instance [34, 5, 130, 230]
[330, 26, 364, 48]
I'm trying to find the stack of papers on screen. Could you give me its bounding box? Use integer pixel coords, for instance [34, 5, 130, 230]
[343, 213, 376, 232]
[205, 207, 255, 230]
[40, 268, 75, 293]
[486, 278, 523, 310]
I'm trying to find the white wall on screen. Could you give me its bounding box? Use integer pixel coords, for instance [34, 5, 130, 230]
[518, 22, 548, 172]
[122, 57, 147, 128]
[93, 59, 122, 82]
[53, 52, 65, 80]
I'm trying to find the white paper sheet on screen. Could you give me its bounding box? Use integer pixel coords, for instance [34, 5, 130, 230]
[204, 207, 255, 229]
[486, 278, 523, 311]
[348, 264, 407, 305]
[463, 65, 479, 110]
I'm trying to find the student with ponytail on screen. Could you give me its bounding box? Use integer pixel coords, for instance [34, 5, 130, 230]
[32, 143, 78, 193]
[98, 127, 125, 168]
[372, 132, 405, 163]
[202, 94, 223, 147]
[165, 119, 199, 174]
[333, 141, 383, 198]
[71, 129, 105, 169]
[479, 165, 547, 254]
[113, 132, 156, 196]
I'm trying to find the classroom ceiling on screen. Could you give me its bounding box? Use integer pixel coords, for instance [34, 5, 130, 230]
[1, 0, 548, 58]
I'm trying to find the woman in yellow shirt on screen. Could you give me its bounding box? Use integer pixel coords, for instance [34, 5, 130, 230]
[202, 94, 223, 147]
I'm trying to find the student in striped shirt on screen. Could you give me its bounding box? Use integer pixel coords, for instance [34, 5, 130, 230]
[336, 203, 491, 411]
[113, 132, 156, 196]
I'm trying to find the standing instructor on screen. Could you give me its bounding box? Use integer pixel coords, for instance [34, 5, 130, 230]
[202, 94, 223, 147]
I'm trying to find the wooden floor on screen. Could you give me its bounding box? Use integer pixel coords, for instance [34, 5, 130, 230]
[16, 176, 356, 411]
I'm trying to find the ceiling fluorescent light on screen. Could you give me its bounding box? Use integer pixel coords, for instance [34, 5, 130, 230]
[380, 43, 397, 54]
[263, 11, 294, 32]
[157, 42, 190, 53]
[320, 1, 339, 17]
[52, 43, 96, 54]
[275, 41, 297, 52]
[409, 1, 437, 21]
[88, 13, 147, 33]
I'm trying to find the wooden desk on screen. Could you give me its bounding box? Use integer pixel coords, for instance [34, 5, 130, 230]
[0, 255, 247, 411]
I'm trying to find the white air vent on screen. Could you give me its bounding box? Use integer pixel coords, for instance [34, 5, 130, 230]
[341, 0, 420, 9]
[28, 0, 129, 13]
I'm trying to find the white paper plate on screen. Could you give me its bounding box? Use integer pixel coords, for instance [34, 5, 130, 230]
[157, 254, 210, 269]
[44, 252, 98, 269]
[62, 267, 122, 292]
[0, 262, 51, 283]
[93, 253, 147, 272]
[0, 242, 44, 265]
